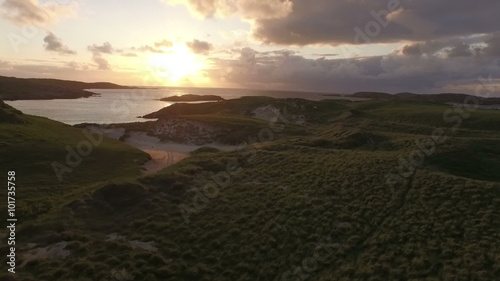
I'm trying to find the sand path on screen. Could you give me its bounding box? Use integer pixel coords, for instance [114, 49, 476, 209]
[141, 149, 188, 175]
[89, 127, 237, 175]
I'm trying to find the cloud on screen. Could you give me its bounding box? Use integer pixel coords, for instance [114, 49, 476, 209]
[186, 39, 213, 55]
[257, 0, 500, 46]
[121, 53, 138, 57]
[205, 46, 500, 95]
[165, 0, 292, 19]
[154, 39, 173, 48]
[136, 45, 164, 53]
[0, 60, 12, 70]
[0, 62, 140, 85]
[446, 43, 473, 58]
[88, 42, 113, 70]
[88, 42, 113, 54]
[170, 0, 500, 46]
[43, 32, 75, 55]
[483, 32, 500, 57]
[312, 53, 338, 57]
[0, 0, 75, 26]
[400, 36, 492, 58]
[66, 61, 91, 70]
[401, 43, 423, 56]
[127, 40, 173, 54]
[91, 55, 110, 70]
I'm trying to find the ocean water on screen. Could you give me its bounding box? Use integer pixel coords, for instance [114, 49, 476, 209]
[5, 87, 353, 125]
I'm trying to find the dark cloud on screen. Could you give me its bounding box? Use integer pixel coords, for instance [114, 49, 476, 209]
[447, 43, 473, 58]
[400, 36, 494, 58]
[205, 46, 500, 94]
[483, 33, 500, 57]
[401, 44, 423, 56]
[0, 0, 74, 26]
[173, 0, 500, 46]
[186, 39, 213, 55]
[43, 32, 76, 55]
[312, 53, 338, 57]
[256, 0, 500, 45]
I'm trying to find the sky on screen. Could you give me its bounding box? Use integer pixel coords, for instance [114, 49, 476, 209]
[0, 0, 499, 95]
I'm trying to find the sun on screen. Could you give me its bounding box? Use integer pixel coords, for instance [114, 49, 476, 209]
[148, 43, 204, 82]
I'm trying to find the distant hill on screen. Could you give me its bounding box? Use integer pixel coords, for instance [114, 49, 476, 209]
[352, 91, 500, 105]
[0, 76, 136, 100]
[160, 94, 225, 102]
[351, 92, 394, 99]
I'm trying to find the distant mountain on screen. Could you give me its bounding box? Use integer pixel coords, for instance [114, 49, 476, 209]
[0, 76, 136, 100]
[352, 91, 500, 105]
[160, 94, 225, 102]
[351, 92, 394, 99]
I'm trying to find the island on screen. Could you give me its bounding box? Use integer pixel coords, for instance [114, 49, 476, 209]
[160, 94, 225, 102]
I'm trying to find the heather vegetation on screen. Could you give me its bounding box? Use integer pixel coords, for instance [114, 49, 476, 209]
[1, 97, 499, 281]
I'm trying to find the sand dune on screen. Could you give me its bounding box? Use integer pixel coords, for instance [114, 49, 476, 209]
[90, 127, 237, 174]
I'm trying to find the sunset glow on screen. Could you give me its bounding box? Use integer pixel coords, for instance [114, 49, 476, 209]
[0, 0, 498, 93]
[148, 43, 204, 82]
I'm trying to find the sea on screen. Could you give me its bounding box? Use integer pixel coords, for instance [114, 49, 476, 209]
[5, 87, 359, 125]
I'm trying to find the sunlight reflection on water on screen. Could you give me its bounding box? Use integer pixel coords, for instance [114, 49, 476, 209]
[5, 87, 354, 125]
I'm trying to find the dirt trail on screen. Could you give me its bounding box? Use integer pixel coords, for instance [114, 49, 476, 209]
[141, 150, 188, 175]
[88, 126, 238, 175]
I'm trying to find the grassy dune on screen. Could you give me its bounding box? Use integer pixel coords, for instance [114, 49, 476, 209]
[0, 100, 149, 230]
[1, 97, 499, 281]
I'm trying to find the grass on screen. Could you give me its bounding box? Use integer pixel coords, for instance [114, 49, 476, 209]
[2, 97, 500, 281]
[0, 102, 149, 224]
[428, 140, 500, 181]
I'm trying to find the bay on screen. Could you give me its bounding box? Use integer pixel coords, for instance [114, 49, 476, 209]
[5, 87, 353, 125]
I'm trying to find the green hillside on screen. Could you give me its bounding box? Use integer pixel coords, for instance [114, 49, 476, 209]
[0, 100, 149, 229]
[1, 97, 499, 281]
[0, 76, 135, 100]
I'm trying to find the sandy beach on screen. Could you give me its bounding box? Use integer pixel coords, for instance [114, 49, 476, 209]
[90, 127, 237, 175]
